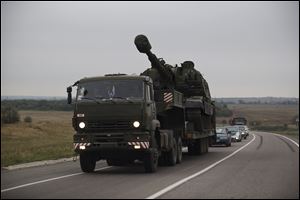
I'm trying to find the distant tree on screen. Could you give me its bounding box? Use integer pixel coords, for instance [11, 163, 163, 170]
[1, 106, 20, 124]
[222, 119, 227, 125]
[24, 116, 32, 123]
[215, 102, 233, 117]
[250, 121, 261, 126]
[291, 115, 299, 125]
[238, 100, 246, 104]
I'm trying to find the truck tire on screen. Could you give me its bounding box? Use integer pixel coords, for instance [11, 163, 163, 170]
[166, 138, 177, 166]
[144, 149, 158, 173]
[80, 153, 96, 173]
[176, 137, 182, 164]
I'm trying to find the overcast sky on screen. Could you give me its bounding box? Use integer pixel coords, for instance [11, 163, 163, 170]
[1, 1, 299, 98]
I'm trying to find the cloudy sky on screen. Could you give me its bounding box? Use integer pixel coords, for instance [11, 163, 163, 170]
[1, 1, 299, 98]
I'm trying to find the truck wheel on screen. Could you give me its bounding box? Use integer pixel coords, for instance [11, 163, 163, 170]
[80, 153, 96, 173]
[166, 138, 177, 166]
[144, 149, 158, 173]
[177, 137, 182, 164]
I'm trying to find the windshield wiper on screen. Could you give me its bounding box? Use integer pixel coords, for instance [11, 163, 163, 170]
[112, 96, 134, 103]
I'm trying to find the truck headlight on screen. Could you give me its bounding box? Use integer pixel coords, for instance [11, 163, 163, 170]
[79, 122, 86, 129]
[133, 121, 140, 128]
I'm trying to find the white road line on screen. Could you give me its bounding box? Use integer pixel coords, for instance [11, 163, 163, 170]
[269, 132, 299, 148]
[1, 166, 112, 193]
[146, 134, 257, 199]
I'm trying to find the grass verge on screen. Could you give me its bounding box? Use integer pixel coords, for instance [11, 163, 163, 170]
[1, 111, 74, 167]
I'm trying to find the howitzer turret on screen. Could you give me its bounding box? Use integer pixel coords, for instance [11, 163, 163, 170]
[135, 34, 211, 99]
[135, 35, 175, 89]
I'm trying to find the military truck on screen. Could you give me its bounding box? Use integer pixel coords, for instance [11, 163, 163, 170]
[67, 35, 216, 173]
[230, 117, 247, 125]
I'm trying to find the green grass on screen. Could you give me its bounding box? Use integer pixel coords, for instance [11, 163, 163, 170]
[252, 125, 299, 139]
[1, 111, 74, 167]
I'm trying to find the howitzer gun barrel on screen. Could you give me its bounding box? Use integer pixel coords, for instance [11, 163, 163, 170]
[135, 35, 174, 87]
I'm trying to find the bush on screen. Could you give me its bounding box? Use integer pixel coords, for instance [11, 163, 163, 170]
[215, 103, 233, 117]
[1, 106, 20, 124]
[24, 116, 32, 123]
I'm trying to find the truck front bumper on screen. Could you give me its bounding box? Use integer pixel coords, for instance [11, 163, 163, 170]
[73, 131, 151, 156]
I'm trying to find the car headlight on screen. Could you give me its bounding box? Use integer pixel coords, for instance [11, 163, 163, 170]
[79, 122, 86, 129]
[133, 121, 140, 128]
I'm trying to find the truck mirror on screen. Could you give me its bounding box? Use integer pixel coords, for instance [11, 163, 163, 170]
[67, 86, 72, 104]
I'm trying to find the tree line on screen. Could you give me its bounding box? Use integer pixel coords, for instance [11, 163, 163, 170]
[1, 99, 72, 111]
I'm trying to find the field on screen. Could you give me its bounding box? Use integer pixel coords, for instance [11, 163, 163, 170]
[1, 104, 299, 167]
[216, 104, 299, 137]
[1, 111, 74, 167]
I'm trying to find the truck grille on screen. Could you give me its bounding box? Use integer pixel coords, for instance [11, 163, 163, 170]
[87, 120, 132, 130]
[94, 134, 125, 143]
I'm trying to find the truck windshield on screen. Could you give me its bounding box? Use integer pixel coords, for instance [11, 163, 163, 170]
[76, 79, 144, 101]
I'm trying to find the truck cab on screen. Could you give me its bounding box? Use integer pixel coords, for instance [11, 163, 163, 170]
[68, 75, 166, 173]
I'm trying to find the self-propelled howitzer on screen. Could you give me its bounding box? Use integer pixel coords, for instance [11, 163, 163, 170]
[134, 34, 211, 99]
[135, 34, 216, 156]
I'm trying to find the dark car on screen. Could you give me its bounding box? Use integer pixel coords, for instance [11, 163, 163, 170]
[215, 127, 231, 147]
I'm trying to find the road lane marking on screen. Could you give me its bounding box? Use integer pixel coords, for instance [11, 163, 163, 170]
[271, 133, 299, 148]
[146, 134, 256, 199]
[1, 166, 112, 193]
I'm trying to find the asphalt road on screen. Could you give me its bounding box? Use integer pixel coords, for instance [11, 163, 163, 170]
[1, 131, 299, 199]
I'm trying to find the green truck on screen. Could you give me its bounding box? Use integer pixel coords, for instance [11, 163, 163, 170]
[67, 35, 216, 173]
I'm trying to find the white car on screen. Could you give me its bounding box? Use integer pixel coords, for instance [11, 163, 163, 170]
[235, 125, 249, 139]
[225, 126, 242, 142]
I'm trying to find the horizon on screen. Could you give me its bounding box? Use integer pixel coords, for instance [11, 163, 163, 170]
[1, 95, 299, 99]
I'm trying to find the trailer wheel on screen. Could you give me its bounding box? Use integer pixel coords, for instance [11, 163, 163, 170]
[166, 138, 177, 166]
[144, 149, 158, 173]
[177, 137, 182, 164]
[80, 152, 96, 173]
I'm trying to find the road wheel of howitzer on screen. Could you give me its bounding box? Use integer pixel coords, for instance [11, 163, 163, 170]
[166, 137, 178, 166]
[80, 152, 96, 173]
[144, 149, 158, 173]
[176, 137, 182, 164]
